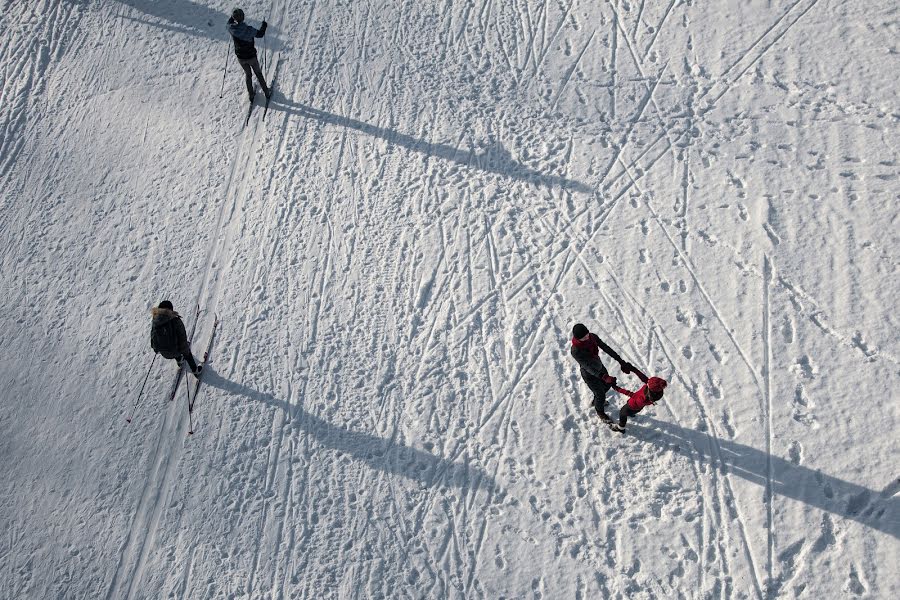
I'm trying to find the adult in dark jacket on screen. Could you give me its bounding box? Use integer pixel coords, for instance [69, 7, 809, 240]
[227, 8, 270, 101]
[151, 301, 201, 376]
[570, 323, 634, 422]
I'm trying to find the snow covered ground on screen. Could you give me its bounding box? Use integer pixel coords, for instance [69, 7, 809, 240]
[1, 0, 897, 598]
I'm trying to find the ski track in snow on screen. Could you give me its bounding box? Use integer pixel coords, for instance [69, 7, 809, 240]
[1, 0, 898, 598]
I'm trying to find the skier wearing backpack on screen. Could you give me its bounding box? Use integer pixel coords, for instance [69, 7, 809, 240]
[151, 301, 201, 376]
[570, 323, 635, 422]
[227, 8, 270, 101]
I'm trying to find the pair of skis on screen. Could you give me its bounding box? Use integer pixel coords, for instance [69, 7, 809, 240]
[165, 304, 202, 403]
[185, 314, 219, 435]
[243, 57, 281, 127]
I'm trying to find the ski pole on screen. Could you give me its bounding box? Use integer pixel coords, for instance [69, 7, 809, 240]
[219, 47, 230, 99]
[126, 354, 158, 423]
[185, 365, 195, 435]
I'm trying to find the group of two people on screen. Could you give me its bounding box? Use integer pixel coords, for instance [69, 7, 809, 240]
[570, 323, 667, 431]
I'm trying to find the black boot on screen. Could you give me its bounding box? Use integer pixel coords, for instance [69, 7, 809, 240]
[593, 397, 610, 422]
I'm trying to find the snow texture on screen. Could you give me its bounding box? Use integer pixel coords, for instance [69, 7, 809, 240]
[0, 0, 898, 598]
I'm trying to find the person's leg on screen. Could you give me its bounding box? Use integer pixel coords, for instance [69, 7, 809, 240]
[618, 404, 631, 427]
[238, 59, 254, 98]
[249, 57, 269, 96]
[181, 352, 198, 372]
[584, 374, 611, 421]
[593, 394, 611, 421]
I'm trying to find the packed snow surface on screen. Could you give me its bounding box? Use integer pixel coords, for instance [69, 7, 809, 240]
[1, 0, 897, 598]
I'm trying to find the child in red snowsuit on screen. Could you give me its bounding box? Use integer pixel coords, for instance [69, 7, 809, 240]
[613, 371, 667, 429]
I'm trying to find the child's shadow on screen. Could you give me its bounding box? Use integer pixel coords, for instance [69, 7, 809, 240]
[630, 416, 899, 540]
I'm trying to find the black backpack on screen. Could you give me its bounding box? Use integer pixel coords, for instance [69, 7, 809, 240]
[151, 317, 180, 358]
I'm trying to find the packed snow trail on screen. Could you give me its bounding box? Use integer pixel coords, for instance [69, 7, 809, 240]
[1, 1, 898, 598]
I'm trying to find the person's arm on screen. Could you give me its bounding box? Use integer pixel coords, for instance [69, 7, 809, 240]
[176, 318, 190, 353]
[256, 21, 267, 38]
[571, 345, 608, 378]
[227, 22, 256, 42]
[596, 335, 640, 375]
[595, 335, 623, 364]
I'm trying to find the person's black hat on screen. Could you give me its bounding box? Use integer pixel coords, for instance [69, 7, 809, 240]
[572, 323, 589, 339]
[231, 8, 244, 22]
[159, 300, 174, 310]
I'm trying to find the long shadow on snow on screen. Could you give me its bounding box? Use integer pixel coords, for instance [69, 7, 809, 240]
[267, 98, 594, 194]
[630, 416, 899, 539]
[201, 368, 500, 493]
[111, 1, 282, 47]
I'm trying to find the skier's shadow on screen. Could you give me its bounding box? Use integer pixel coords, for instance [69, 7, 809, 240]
[112, 1, 285, 49]
[201, 368, 500, 494]
[112, 0, 225, 41]
[629, 416, 899, 539]
[266, 99, 594, 194]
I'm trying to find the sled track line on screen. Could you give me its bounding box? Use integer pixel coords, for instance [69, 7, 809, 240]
[637, 187, 765, 398]
[631, 0, 647, 40]
[608, 2, 618, 119]
[606, 1, 681, 174]
[762, 255, 775, 590]
[594, 59, 666, 193]
[528, 0, 575, 82]
[649, 326, 764, 599]
[244, 4, 340, 588]
[603, 0, 822, 201]
[610, 200, 765, 598]
[551, 30, 594, 111]
[602, 278, 712, 592]
[700, 0, 822, 109]
[522, 0, 541, 77]
[113, 55, 271, 598]
[641, 0, 677, 62]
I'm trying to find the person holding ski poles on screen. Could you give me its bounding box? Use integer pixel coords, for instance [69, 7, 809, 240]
[570, 323, 635, 422]
[227, 8, 270, 101]
[151, 301, 201, 377]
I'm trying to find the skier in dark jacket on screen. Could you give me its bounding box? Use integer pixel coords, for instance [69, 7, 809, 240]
[227, 8, 270, 101]
[570, 323, 634, 422]
[151, 301, 201, 376]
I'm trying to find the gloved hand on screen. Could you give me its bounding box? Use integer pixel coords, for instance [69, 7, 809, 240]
[619, 361, 634, 374]
[261, 20, 268, 27]
[601, 375, 616, 385]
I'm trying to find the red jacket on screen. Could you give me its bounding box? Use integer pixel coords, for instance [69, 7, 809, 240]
[627, 385, 655, 411]
[619, 376, 667, 411]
